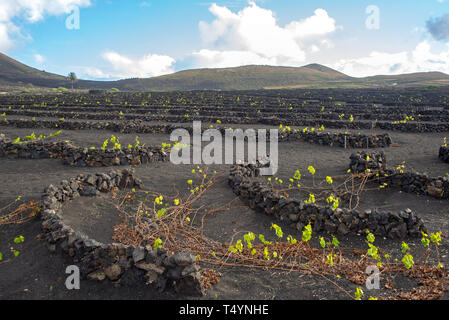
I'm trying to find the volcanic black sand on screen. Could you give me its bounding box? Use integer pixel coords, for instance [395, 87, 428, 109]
[1, 124, 448, 300]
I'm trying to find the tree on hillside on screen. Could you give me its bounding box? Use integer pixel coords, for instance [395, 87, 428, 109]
[68, 72, 77, 90]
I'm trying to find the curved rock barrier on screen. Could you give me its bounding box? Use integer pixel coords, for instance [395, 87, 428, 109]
[218, 128, 391, 149]
[349, 151, 387, 173]
[0, 134, 169, 167]
[228, 163, 426, 239]
[381, 171, 449, 199]
[292, 131, 392, 149]
[349, 151, 449, 199]
[39, 168, 204, 295]
[439, 146, 449, 163]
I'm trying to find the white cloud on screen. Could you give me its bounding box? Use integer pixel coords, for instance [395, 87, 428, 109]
[194, 2, 338, 68]
[78, 67, 110, 79]
[320, 39, 334, 49]
[310, 45, 320, 53]
[0, 22, 16, 51]
[192, 49, 282, 68]
[98, 51, 176, 79]
[34, 53, 44, 64]
[334, 41, 449, 77]
[0, 0, 91, 51]
[286, 8, 337, 40]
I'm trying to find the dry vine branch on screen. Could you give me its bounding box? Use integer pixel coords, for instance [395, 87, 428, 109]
[0, 200, 40, 226]
[109, 166, 448, 300]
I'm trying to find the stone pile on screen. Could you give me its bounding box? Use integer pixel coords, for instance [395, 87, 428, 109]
[381, 171, 449, 199]
[207, 128, 392, 149]
[0, 136, 169, 167]
[39, 168, 204, 296]
[376, 121, 449, 133]
[295, 131, 392, 148]
[348, 152, 449, 199]
[228, 163, 426, 239]
[63, 146, 169, 167]
[349, 151, 387, 173]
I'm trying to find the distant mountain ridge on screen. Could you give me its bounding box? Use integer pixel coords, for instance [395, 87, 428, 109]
[0, 52, 66, 87]
[1, 52, 449, 91]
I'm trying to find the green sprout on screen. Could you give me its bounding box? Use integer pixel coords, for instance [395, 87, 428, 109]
[153, 238, 163, 250]
[271, 224, 283, 239]
[302, 223, 312, 243]
[354, 287, 364, 300]
[402, 253, 414, 269]
[308, 166, 316, 175]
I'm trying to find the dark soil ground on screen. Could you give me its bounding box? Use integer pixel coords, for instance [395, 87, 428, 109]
[1, 125, 449, 300]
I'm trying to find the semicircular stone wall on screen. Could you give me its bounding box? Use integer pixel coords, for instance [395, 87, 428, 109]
[39, 168, 204, 296]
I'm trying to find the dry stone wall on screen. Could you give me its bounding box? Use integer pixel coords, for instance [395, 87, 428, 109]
[39, 168, 204, 296]
[349, 151, 387, 173]
[1, 118, 393, 149]
[228, 163, 426, 239]
[349, 151, 449, 199]
[0, 134, 169, 167]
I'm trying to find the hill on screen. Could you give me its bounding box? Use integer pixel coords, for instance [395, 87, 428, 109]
[361, 72, 449, 88]
[111, 64, 354, 91]
[0, 52, 68, 88]
[1, 52, 449, 91]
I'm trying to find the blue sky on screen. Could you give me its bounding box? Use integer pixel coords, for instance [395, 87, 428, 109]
[1, 0, 449, 80]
